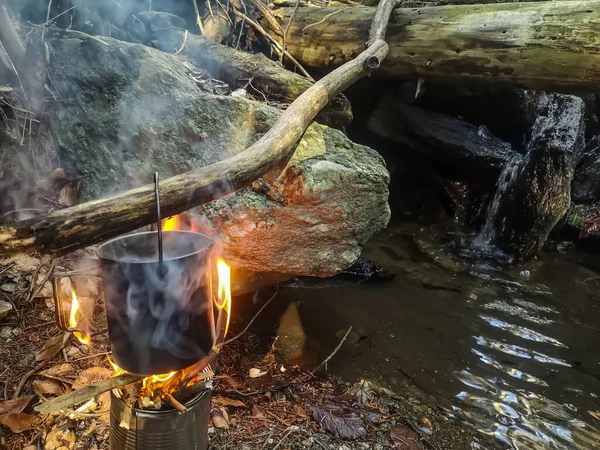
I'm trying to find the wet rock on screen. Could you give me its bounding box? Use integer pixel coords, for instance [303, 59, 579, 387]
[368, 95, 517, 179]
[275, 302, 306, 363]
[406, 263, 462, 293]
[572, 137, 600, 204]
[413, 237, 465, 273]
[0, 299, 13, 320]
[48, 32, 390, 277]
[491, 93, 585, 259]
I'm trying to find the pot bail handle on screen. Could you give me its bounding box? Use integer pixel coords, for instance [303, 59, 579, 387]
[153, 171, 164, 267]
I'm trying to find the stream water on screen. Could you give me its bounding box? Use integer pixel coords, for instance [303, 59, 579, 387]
[274, 222, 600, 449]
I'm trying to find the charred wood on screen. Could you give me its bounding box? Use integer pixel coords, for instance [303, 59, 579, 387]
[368, 95, 516, 178]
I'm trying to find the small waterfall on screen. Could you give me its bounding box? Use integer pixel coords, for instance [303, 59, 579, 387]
[474, 155, 523, 248]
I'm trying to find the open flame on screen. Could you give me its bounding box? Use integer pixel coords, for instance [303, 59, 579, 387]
[69, 289, 91, 345]
[162, 215, 181, 231]
[215, 258, 232, 338]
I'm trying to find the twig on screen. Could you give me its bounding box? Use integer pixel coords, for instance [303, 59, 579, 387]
[311, 326, 353, 374]
[14, 362, 46, 398]
[34, 373, 144, 415]
[167, 393, 187, 412]
[192, 0, 205, 34]
[220, 287, 278, 347]
[280, 0, 299, 64]
[71, 351, 111, 362]
[43, 0, 53, 41]
[302, 9, 342, 32]
[272, 426, 300, 450]
[41, 6, 75, 26]
[175, 30, 189, 55]
[232, 10, 313, 80]
[206, 0, 215, 19]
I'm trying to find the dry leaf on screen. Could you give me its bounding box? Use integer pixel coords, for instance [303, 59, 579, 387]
[46, 423, 76, 450]
[72, 367, 113, 389]
[23, 446, 37, 450]
[248, 368, 267, 378]
[390, 424, 426, 450]
[251, 404, 266, 419]
[33, 379, 64, 397]
[311, 405, 366, 440]
[39, 363, 75, 380]
[0, 412, 37, 433]
[0, 395, 33, 414]
[58, 183, 77, 206]
[0, 255, 41, 278]
[214, 397, 246, 408]
[211, 407, 230, 429]
[35, 333, 66, 362]
[294, 404, 307, 420]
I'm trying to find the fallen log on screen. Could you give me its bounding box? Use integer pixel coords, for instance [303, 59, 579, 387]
[0, 1, 398, 256]
[368, 95, 516, 178]
[265, 1, 600, 92]
[142, 22, 352, 128]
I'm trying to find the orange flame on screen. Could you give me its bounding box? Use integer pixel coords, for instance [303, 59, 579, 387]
[215, 259, 232, 338]
[163, 215, 181, 231]
[69, 289, 90, 345]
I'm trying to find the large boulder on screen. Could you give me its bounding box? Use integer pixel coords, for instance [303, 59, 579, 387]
[488, 93, 585, 259]
[47, 32, 390, 277]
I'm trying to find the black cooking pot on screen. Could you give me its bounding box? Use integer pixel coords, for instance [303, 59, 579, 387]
[97, 230, 215, 375]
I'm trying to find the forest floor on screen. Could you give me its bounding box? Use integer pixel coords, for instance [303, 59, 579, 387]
[0, 250, 469, 450]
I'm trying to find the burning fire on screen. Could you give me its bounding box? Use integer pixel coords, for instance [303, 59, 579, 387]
[69, 289, 91, 345]
[162, 215, 180, 231]
[215, 258, 232, 338]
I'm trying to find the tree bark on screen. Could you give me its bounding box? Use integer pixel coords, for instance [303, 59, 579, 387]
[148, 27, 352, 128]
[265, 1, 600, 92]
[0, 2, 398, 256]
[368, 95, 516, 178]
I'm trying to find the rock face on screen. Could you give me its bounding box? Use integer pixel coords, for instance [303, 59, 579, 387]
[48, 32, 390, 277]
[488, 93, 585, 259]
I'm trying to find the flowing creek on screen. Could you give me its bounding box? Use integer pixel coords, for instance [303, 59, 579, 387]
[270, 221, 600, 449]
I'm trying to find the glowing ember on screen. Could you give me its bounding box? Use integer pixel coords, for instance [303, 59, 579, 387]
[162, 215, 181, 231]
[215, 259, 232, 338]
[69, 289, 91, 345]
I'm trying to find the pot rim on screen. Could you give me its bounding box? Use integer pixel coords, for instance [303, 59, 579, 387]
[97, 230, 214, 264]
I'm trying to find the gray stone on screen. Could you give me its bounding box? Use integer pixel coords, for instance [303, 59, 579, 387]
[0, 300, 13, 320]
[572, 137, 600, 204]
[48, 32, 390, 277]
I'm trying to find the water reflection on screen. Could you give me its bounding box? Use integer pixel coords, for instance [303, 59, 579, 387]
[278, 223, 600, 449]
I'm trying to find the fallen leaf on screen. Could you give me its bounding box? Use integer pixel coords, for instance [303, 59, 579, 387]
[35, 333, 66, 362]
[355, 380, 374, 405]
[49, 168, 68, 182]
[390, 424, 426, 450]
[0, 412, 37, 433]
[211, 407, 230, 429]
[294, 404, 307, 421]
[33, 379, 64, 397]
[248, 368, 267, 378]
[214, 397, 246, 408]
[251, 404, 266, 419]
[39, 363, 75, 380]
[46, 423, 76, 450]
[0, 395, 34, 414]
[23, 446, 37, 450]
[72, 367, 113, 389]
[0, 255, 41, 279]
[98, 392, 111, 410]
[311, 405, 366, 440]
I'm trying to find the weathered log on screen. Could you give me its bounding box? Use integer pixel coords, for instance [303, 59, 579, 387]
[139, 17, 352, 128]
[265, 1, 600, 91]
[0, 2, 398, 256]
[368, 95, 516, 178]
